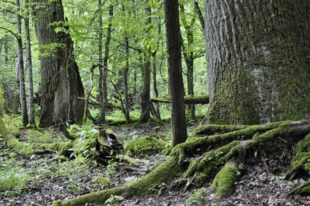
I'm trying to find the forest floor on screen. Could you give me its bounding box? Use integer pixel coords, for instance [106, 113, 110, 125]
[0, 122, 309, 206]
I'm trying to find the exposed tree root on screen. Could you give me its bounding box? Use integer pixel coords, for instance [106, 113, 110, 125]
[51, 120, 310, 205]
[1, 116, 310, 205]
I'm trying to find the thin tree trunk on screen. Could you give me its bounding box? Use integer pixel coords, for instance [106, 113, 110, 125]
[16, 0, 28, 127]
[83, 66, 94, 125]
[180, 4, 196, 120]
[152, 55, 160, 119]
[164, 0, 187, 146]
[24, 0, 35, 125]
[124, 35, 130, 123]
[97, 4, 113, 124]
[194, 0, 204, 30]
[4, 36, 8, 68]
[98, 0, 103, 105]
[139, 4, 151, 122]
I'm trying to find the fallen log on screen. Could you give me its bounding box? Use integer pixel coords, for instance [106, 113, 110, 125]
[150, 95, 209, 104]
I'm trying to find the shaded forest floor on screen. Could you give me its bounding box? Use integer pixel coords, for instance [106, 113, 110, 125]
[0, 122, 309, 206]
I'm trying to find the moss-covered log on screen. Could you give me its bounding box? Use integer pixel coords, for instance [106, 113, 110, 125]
[150, 95, 209, 104]
[0, 114, 125, 162]
[52, 120, 310, 205]
[0, 116, 72, 156]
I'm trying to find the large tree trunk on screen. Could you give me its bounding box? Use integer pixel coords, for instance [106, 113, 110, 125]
[164, 0, 187, 146]
[205, 0, 310, 124]
[33, 0, 84, 127]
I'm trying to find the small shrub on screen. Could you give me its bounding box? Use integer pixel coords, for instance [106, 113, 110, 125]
[186, 187, 208, 204]
[0, 167, 30, 197]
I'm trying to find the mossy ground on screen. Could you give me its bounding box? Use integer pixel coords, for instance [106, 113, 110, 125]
[1, 115, 310, 205]
[125, 136, 167, 157]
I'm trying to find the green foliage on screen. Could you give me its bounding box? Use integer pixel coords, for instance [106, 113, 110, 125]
[96, 176, 110, 186]
[0, 166, 30, 197]
[106, 160, 119, 176]
[124, 176, 138, 183]
[26, 129, 64, 143]
[186, 187, 208, 204]
[148, 182, 167, 193]
[68, 124, 99, 158]
[104, 194, 124, 205]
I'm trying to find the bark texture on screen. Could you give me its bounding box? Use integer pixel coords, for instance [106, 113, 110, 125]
[97, 4, 113, 124]
[205, 0, 310, 124]
[140, 5, 151, 122]
[16, 0, 28, 127]
[180, 3, 196, 120]
[33, 0, 84, 127]
[25, 0, 35, 125]
[164, 0, 187, 146]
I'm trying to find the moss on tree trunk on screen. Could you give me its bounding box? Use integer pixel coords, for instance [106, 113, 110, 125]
[205, 0, 310, 124]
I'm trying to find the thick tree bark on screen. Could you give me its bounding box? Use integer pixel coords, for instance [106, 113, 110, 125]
[33, 0, 84, 127]
[16, 0, 28, 127]
[164, 0, 187, 146]
[205, 0, 310, 124]
[139, 5, 151, 122]
[24, 0, 35, 125]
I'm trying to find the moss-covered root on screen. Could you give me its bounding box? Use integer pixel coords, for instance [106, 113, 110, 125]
[3, 113, 20, 137]
[288, 180, 310, 196]
[127, 156, 180, 195]
[52, 156, 181, 205]
[52, 187, 126, 206]
[0, 118, 9, 137]
[191, 124, 248, 136]
[289, 134, 310, 175]
[0, 118, 34, 155]
[211, 162, 239, 197]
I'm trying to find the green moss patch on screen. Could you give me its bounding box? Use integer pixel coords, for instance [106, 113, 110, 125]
[211, 163, 239, 197]
[290, 134, 310, 173]
[125, 136, 166, 157]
